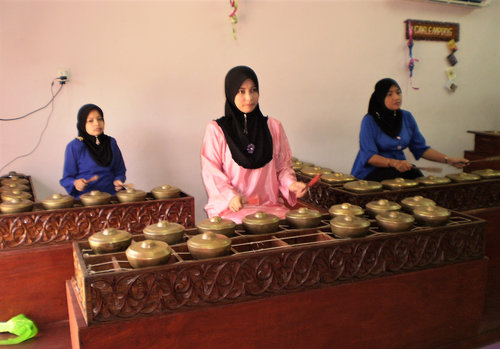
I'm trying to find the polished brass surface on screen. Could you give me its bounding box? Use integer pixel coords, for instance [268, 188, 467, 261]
[88, 228, 132, 254]
[413, 205, 450, 226]
[321, 172, 356, 184]
[343, 180, 383, 193]
[446, 172, 481, 182]
[286, 207, 323, 228]
[300, 166, 324, 176]
[400, 195, 436, 212]
[0, 198, 33, 214]
[1, 189, 32, 202]
[365, 199, 401, 217]
[187, 231, 231, 259]
[41, 193, 74, 210]
[80, 190, 112, 206]
[376, 211, 415, 232]
[1, 176, 29, 186]
[242, 211, 280, 234]
[0, 183, 29, 193]
[143, 221, 184, 245]
[196, 216, 236, 237]
[292, 161, 314, 171]
[126, 240, 171, 268]
[381, 177, 419, 190]
[415, 175, 452, 186]
[328, 203, 364, 217]
[471, 168, 500, 179]
[151, 184, 181, 199]
[116, 188, 147, 203]
[329, 215, 370, 238]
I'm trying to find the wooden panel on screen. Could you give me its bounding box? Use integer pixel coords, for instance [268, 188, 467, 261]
[0, 321, 71, 349]
[465, 207, 500, 267]
[0, 244, 74, 325]
[464, 150, 500, 172]
[67, 258, 488, 349]
[464, 130, 500, 172]
[468, 130, 500, 155]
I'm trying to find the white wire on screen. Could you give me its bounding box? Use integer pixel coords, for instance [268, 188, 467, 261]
[0, 78, 65, 121]
[0, 81, 64, 174]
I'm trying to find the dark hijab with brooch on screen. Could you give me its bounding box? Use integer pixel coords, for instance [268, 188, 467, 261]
[77, 104, 112, 167]
[216, 66, 273, 169]
[368, 78, 402, 138]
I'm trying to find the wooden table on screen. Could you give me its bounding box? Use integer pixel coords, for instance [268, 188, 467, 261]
[66, 213, 487, 348]
[0, 192, 194, 331]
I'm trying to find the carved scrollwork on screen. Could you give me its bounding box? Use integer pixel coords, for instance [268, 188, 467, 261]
[82, 221, 485, 323]
[296, 172, 500, 212]
[0, 197, 194, 249]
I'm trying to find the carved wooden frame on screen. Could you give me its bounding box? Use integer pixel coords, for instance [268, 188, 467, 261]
[296, 173, 500, 212]
[0, 193, 194, 249]
[72, 212, 485, 325]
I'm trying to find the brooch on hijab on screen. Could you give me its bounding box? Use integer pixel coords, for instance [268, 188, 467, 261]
[246, 143, 255, 154]
[95, 136, 100, 145]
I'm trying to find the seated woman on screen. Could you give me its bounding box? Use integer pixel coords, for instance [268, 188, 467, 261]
[351, 78, 468, 181]
[60, 104, 126, 197]
[201, 66, 307, 224]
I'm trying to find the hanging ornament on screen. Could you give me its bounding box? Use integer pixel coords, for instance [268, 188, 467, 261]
[407, 21, 420, 90]
[445, 39, 458, 92]
[229, 0, 238, 40]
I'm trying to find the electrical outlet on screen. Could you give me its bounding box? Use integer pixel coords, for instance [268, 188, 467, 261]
[57, 68, 70, 83]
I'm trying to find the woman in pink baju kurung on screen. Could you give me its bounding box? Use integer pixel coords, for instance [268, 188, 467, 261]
[201, 66, 307, 224]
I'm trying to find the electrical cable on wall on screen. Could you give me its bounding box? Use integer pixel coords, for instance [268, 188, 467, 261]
[0, 77, 66, 121]
[0, 78, 65, 173]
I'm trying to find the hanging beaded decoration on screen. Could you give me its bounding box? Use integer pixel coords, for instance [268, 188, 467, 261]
[229, 0, 238, 40]
[407, 21, 419, 90]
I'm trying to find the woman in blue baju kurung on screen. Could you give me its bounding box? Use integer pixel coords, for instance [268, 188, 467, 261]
[60, 104, 126, 198]
[351, 78, 468, 181]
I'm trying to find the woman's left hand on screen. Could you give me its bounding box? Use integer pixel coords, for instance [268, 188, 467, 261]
[113, 179, 125, 191]
[447, 157, 470, 169]
[289, 181, 307, 198]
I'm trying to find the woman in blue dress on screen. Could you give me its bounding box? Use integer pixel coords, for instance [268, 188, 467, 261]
[60, 104, 126, 197]
[351, 78, 468, 181]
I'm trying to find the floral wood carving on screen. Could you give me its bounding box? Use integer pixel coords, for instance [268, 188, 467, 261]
[0, 196, 194, 249]
[74, 217, 485, 324]
[296, 173, 500, 212]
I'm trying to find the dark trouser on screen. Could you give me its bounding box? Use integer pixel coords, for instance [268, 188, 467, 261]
[364, 167, 423, 182]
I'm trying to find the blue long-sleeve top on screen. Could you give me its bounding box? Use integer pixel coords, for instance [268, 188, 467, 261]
[351, 110, 430, 179]
[60, 137, 126, 197]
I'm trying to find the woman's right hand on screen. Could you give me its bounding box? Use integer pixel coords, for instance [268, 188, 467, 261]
[229, 195, 244, 212]
[73, 175, 98, 192]
[74, 178, 88, 192]
[389, 159, 414, 172]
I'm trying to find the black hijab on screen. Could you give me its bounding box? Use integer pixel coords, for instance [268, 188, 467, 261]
[76, 104, 112, 167]
[368, 78, 403, 138]
[216, 66, 273, 169]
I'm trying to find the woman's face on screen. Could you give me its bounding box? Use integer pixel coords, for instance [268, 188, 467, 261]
[85, 109, 105, 137]
[234, 79, 259, 114]
[384, 85, 402, 111]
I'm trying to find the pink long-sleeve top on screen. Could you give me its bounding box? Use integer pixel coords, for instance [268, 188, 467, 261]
[201, 117, 298, 224]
